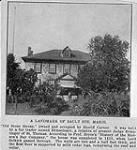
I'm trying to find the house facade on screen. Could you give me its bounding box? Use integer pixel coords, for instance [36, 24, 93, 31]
[22, 46, 90, 87]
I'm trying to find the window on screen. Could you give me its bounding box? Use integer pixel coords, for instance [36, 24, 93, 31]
[64, 64, 70, 74]
[70, 64, 79, 76]
[56, 64, 63, 74]
[49, 64, 56, 74]
[34, 63, 41, 73]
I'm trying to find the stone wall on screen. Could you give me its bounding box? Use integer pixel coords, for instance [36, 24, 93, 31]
[25, 62, 81, 85]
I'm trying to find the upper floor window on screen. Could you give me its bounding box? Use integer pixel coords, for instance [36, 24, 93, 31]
[49, 64, 56, 74]
[56, 64, 63, 74]
[34, 63, 41, 73]
[64, 64, 70, 74]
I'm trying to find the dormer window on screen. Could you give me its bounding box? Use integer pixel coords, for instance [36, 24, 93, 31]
[60, 46, 75, 58]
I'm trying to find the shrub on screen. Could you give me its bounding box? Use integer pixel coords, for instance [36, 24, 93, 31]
[70, 104, 82, 116]
[80, 91, 129, 117]
[34, 104, 49, 114]
[51, 97, 69, 115]
[34, 95, 69, 115]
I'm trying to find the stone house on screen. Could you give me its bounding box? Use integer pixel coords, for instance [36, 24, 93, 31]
[22, 46, 90, 88]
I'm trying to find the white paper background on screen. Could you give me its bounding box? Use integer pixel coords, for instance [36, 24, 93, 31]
[0, 0, 137, 150]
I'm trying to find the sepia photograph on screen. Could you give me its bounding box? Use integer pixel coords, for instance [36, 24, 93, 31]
[6, 1, 131, 117]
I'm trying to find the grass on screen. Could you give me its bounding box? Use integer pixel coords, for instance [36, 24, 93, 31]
[6, 102, 38, 115]
[6, 95, 89, 115]
[6, 92, 129, 117]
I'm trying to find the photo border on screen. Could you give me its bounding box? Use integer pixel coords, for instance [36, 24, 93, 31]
[2, 0, 134, 117]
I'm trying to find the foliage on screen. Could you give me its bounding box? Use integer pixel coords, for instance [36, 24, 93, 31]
[24, 69, 38, 93]
[80, 91, 130, 117]
[7, 53, 20, 95]
[7, 53, 37, 96]
[34, 97, 69, 115]
[77, 34, 130, 92]
[52, 97, 69, 115]
[16, 68, 37, 94]
[70, 103, 82, 116]
[33, 82, 69, 115]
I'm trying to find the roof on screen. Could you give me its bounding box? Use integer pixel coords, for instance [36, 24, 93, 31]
[56, 73, 76, 81]
[22, 47, 90, 62]
[57, 74, 79, 88]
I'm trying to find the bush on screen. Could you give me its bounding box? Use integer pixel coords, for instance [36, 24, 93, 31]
[51, 97, 69, 115]
[80, 91, 130, 117]
[70, 104, 82, 116]
[34, 104, 50, 114]
[34, 95, 69, 115]
[119, 100, 130, 117]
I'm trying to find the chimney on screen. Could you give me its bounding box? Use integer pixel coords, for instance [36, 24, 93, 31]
[28, 46, 33, 56]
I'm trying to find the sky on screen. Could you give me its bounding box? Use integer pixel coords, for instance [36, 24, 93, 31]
[8, 2, 131, 61]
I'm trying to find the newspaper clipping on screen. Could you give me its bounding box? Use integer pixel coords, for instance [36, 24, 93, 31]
[1, 0, 137, 150]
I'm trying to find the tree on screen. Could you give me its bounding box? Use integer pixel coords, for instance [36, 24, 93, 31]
[18, 68, 37, 94]
[7, 54, 37, 95]
[7, 53, 20, 95]
[7, 53, 37, 113]
[77, 34, 130, 92]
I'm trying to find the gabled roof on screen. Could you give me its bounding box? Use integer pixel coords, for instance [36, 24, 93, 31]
[56, 73, 77, 81]
[57, 74, 76, 88]
[22, 47, 90, 62]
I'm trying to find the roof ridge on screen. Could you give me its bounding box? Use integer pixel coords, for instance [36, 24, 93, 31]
[22, 49, 90, 62]
[33, 49, 88, 55]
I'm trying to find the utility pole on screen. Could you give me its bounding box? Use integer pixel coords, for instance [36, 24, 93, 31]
[12, 6, 16, 54]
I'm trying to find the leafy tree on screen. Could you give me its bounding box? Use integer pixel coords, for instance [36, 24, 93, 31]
[7, 53, 37, 113]
[7, 54, 37, 95]
[7, 53, 20, 95]
[77, 34, 130, 92]
[18, 68, 37, 94]
[80, 91, 130, 117]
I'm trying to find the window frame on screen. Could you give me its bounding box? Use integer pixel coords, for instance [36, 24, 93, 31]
[63, 64, 70, 74]
[49, 63, 56, 74]
[34, 62, 42, 73]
